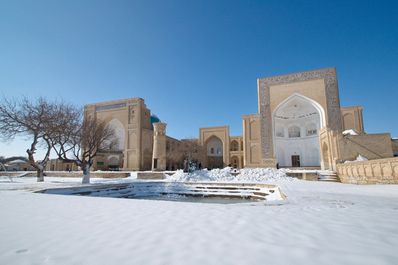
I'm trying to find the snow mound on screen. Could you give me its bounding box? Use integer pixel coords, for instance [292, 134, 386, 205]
[167, 167, 293, 183]
[342, 129, 358, 136]
[356, 154, 368, 161]
[344, 154, 368, 163]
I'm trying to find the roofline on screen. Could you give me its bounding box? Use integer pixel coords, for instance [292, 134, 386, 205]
[85, 97, 144, 107]
[257, 67, 336, 81]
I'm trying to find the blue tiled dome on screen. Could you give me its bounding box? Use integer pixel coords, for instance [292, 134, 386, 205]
[150, 115, 161, 124]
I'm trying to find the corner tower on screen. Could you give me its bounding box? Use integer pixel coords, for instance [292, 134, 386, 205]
[152, 122, 167, 171]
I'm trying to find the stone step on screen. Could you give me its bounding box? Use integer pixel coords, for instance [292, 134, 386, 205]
[318, 171, 340, 182]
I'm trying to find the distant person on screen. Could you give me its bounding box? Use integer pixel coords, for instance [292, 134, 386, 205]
[183, 159, 189, 173]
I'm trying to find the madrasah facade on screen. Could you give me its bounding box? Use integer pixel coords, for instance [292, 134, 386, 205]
[50, 67, 397, 173]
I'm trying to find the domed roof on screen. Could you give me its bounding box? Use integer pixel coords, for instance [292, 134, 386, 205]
[150, 114, 161, 124]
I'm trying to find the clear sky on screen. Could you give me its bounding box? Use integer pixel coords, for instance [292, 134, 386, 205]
[0, 0, 397, 158]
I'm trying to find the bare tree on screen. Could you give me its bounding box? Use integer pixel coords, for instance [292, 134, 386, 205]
[52, 112, 116, 184]
[0, 97, 59, 181]
[0, 156, 6, 172]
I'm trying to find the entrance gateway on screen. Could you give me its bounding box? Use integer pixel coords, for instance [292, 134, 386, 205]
[273, 93, 325, 167]
[291, 155, 300, 167]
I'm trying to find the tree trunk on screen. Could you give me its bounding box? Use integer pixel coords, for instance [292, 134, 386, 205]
[82, 164, 91, 184]
[37, 168, 44, 182]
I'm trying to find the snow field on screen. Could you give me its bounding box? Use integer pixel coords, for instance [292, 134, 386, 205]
[0, 170, 398, 265]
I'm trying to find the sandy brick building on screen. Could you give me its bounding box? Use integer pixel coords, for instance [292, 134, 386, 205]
[199, 68, 394, 171]
[48, 67, 395, 173]
[83, 98, 181, 171]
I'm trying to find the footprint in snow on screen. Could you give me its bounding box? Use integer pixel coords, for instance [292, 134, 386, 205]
[16, 249, 28, 254]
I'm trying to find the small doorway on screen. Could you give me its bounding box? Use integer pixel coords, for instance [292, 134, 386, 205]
[291, 155, 300, 167]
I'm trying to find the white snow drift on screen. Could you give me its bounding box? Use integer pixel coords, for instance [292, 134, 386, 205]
[166, 167, 292, 183]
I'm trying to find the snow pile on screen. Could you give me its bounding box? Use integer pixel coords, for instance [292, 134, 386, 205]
[342, 129, 358, 136]
[344, 154, 368, 163]
[356, 154, 368, 161]
[167, 167, 293, 183]
[238, 167, 292, 182]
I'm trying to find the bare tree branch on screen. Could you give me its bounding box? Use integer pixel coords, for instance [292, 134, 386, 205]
[51, 110, 115, 184]
[0, 96, 62, 181]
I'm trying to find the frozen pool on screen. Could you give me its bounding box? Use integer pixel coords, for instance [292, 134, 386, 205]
[37, 181, 286, 204]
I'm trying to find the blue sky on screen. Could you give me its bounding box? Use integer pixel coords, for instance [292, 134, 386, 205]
[0, 0, 397, 157]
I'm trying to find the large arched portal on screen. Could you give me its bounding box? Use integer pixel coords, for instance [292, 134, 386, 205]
[273, 94, 325, 167]
[102, 119, 125, 169]
[206, 136, 224, 169]
[106, 119, 125, 151]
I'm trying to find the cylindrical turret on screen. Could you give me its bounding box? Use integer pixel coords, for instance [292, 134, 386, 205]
[152, 122, 167, 171]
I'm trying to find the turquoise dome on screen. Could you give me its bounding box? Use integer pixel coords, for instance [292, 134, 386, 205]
[150, 115, 161, 124]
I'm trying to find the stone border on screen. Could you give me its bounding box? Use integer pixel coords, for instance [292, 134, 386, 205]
[336, 157, 398, 184]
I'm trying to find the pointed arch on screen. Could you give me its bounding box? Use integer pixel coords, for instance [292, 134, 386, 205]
[205, 135, 224, 169]
[230, 140, 239, 151]
[272, 93, 325, 167]
[273, 93, 326, 128]
[107, 119, 125, 151]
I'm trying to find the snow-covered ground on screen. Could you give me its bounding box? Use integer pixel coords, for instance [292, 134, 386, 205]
[1, 170, 398, 265]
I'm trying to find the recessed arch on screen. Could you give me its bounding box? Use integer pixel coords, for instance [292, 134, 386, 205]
[306, 122, 318, 136]
[273, 93, 326, 128]
[288, 125, 301, 138]
[107, 155, 120, 165]
[230, 140, 239, 151]
[272, 93, 325, 167]
[205, 135, 224, 169]
[106, 118, 125, 151]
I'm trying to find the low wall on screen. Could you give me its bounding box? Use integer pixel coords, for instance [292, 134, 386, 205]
[336, 157, 398, 184]
[0, 171, 130, 178]
[136, 172, 166, 180]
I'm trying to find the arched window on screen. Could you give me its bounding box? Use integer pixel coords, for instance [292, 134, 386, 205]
[206, 136, 223, 157]
[288, 126, 301, 138]
[230, 140, 239, 151]
[306, 123, 317, 136]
